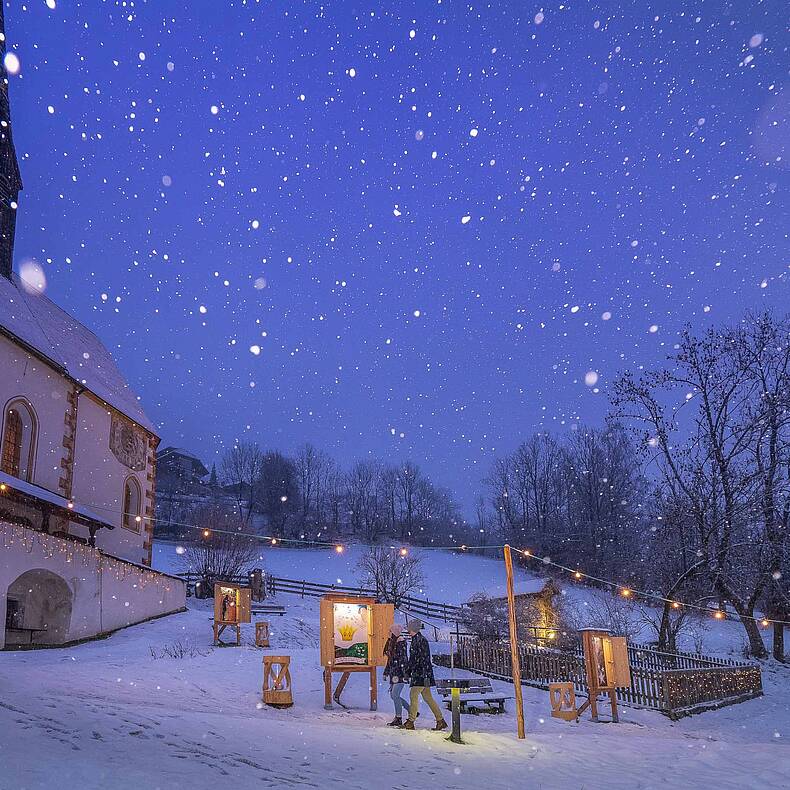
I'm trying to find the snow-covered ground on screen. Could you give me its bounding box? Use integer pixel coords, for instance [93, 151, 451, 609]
[153, 541, 768, 657]
[2, 543, 789, 790]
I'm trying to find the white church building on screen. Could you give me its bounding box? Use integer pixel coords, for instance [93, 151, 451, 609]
[0, 16, 184, 649]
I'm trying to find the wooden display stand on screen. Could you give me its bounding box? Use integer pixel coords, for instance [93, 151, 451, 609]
[262, 655, 293, 707]
[576, 628, 631, 722]
[213, 582, 251, 646]
[256, 621, 270, 648]
[319, 595, 393, 711]
[549, 682, 579, 721]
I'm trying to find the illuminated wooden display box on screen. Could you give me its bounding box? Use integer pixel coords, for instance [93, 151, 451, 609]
[319, 595, 393, 711]
[213, 582, 251, 646]
[577, 628, 631, 722]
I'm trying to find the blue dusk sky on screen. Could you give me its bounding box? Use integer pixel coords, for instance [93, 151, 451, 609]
[6, 1, 789, 513]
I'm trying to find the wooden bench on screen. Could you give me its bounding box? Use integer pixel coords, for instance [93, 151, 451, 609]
[435, 678, 510, 714]
[251, 605, 286, 617]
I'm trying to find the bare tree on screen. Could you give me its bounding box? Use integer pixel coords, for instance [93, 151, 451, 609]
[182, 504, 259, 595]
[220, 442, 264, 524]
[346, 460, 385, 543]
[396, 461, 422, 541]
[612, 316, 790, 658]
[356, 546, 424, 604]
[257, 450, 299, 537]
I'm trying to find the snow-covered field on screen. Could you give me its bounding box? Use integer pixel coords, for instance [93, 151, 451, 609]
[154, 541, 768, 657]
[1, 543, 789, 790]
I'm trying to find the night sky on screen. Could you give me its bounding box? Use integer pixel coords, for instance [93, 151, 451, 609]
[6, 1, 789, 514]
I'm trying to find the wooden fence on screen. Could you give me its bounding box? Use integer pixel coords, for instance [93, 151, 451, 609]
[455, 636, 762, 719]
[178, 571, 464, 623]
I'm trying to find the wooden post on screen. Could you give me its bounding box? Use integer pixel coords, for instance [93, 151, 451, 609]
[323, 667, 333, 709]
[369, 666, 377, 711]
[503, 544, 525, 739]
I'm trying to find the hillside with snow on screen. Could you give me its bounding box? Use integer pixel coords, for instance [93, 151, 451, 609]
[2, 549, 790, 790]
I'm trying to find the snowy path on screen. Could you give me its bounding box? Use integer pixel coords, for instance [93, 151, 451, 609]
[2, 598, 790, 790]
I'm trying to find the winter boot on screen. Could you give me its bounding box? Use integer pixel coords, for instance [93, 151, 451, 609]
[432, 719, 448, 732]
[402, 719, 416, 730]
[387, 717, 403, 727]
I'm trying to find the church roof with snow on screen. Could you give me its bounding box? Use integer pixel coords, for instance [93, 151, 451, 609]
[0, 272, 156, 434]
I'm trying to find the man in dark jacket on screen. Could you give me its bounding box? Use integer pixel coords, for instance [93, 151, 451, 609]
[402, 619, 447, 731]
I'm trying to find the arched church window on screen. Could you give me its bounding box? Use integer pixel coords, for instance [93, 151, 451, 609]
[1, 400, 37, 482]
[123, 476, 142, 531]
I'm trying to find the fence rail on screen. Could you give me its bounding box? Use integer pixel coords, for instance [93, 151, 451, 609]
[455, 636, 762, 719]
[178, 571, 464, 623]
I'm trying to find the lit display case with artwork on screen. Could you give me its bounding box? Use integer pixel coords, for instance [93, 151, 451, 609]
[577, 628, 631, 722]
[212, 582, 251, 646]
[319, 596, 393, 711]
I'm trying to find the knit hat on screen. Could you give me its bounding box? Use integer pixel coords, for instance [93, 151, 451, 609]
[390, 623, 403, 636]
[406, 619, 423, 634]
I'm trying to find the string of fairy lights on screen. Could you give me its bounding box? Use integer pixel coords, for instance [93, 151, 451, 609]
[1, 478, 789, 628]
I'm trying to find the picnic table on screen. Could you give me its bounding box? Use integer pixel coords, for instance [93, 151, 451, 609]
[436, 678, 475, 744]
[251, 604, 286, 617]
[436, 677, 511, 716]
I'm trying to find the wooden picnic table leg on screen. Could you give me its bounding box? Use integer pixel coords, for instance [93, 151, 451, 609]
[324, 667, 333, 709]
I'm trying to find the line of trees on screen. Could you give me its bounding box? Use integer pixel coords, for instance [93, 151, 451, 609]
[477, 312, 790, 660]
[159, 443, 470, 547]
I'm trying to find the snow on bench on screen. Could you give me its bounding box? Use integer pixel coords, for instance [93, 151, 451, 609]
[435, 678, 511, 714]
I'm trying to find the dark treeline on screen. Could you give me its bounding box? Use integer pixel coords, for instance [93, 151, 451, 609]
[481, 423, 648, 582]
[477, 312, 790, 660]
[158, 443, 471, 548]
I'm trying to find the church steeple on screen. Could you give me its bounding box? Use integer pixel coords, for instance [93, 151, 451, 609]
[0, 5, 22, 280]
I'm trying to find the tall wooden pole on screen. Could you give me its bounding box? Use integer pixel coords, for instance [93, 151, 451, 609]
[503, 544, 525, 738]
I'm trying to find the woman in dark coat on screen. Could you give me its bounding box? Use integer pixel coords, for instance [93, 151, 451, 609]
[403, 619, 447, 731]
[383, 623, 410, 726]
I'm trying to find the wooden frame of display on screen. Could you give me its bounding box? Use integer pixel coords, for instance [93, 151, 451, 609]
[213, 582, 251, 646]
[319, 595, 393, 711]
[576, 628, 631, 722]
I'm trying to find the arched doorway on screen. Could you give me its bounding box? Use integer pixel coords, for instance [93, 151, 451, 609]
[4, 569, 73, 647]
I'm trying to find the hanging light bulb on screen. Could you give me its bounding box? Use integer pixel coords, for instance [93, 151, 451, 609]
[334, 544, 344, 554]
[671, 601, 680, 609]
[714, 610, 725, 620]
[202, 529, 211, 538]
[271, 538, 277, 546]
[399, 547, 408, 557]
[761, 618, 769, 628]
[574, 571, 582, 580]
[620, 588, 632, 598]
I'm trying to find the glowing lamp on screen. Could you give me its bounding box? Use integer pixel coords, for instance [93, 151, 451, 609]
[620, 588, 632, 598]
[202, 529, 211, 538]
[399, 548, 408, 557]
[714, 610, 725, 620]
[334, 544, 344, 554]
[574, 571, 582, 580]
